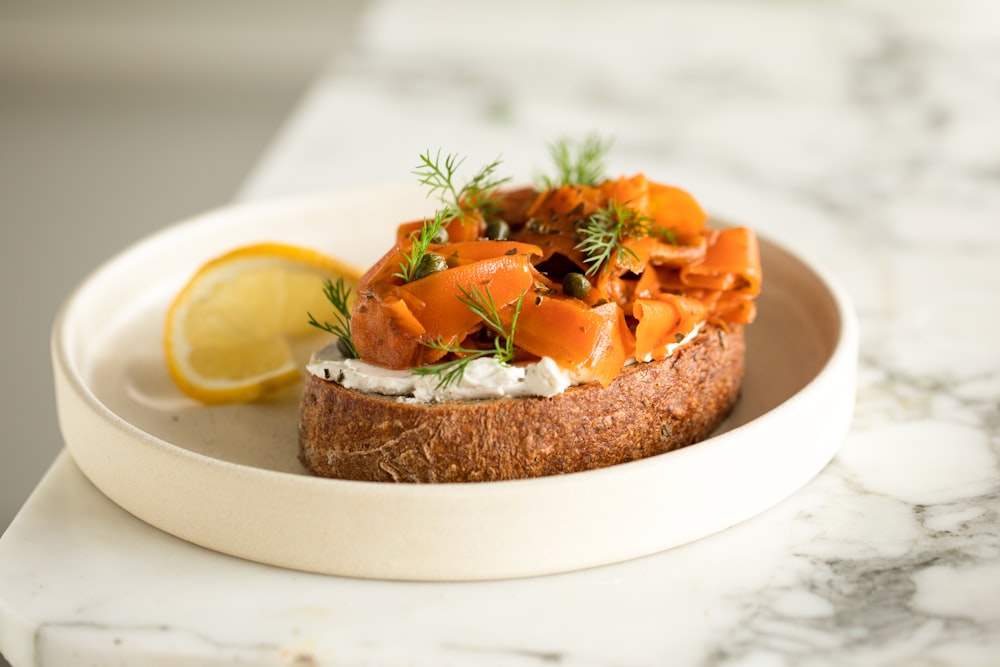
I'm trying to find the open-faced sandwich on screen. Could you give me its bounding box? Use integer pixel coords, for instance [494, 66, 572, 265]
[299, 138, 762, 482]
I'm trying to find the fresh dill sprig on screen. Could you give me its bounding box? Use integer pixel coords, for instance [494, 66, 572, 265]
[575, 200, 650, 277]
[397, 150, 511, 283]
[393, 207, 455, 282]
[413, 149, 510, 217]
[456, 283, 519, 346]
[542, 133, 613, 188]
[306, 277, 357, 359]
[412, 343, 499, 389]
[414, 150, 464, 208]
[413, 284, 524, 388]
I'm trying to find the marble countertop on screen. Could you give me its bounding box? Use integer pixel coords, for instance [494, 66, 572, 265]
[2, 0, 999, 665]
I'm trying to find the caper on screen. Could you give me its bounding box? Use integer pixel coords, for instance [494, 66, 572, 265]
[412, 253, 448, 281]
[484, 219, 511, 240]
[562, 272, 591, 300]
[430, 227, 449, 244]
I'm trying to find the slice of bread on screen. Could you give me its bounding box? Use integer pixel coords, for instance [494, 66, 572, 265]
[298, 323, 743, 482]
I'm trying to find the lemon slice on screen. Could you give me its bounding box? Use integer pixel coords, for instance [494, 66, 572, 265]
[165, 242, 363, 404]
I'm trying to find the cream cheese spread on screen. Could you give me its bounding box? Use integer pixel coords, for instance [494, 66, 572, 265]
[307, 321, 703, 402]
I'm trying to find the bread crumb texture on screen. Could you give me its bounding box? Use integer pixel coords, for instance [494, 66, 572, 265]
[298, 323, 744, 482]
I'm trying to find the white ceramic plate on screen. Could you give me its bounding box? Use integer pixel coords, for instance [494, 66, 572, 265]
[53, 186, 858, 581]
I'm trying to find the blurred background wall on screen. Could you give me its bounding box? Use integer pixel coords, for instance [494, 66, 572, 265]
[0, 1, 369, 541]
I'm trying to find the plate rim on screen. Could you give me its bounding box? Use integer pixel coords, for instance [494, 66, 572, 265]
[51, 187, 859, 579]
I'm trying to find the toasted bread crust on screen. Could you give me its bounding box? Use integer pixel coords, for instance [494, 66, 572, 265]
[298, 323, 744, 482]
